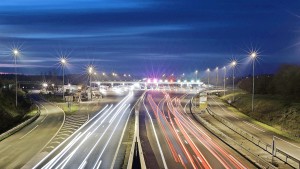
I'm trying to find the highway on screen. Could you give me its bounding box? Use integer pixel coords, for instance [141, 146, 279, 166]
[33, 90, 142, 169]
[139, 90, 254, 169]
[0, 95, 65, 169]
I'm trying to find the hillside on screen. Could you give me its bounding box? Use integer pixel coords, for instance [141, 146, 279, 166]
[0, 89, 34, 134]
[221, 91, 300, 138]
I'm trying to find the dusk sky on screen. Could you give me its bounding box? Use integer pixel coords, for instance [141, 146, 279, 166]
[0, 0, 300, 78]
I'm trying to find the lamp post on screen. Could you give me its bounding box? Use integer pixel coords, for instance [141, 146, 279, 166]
[206, 68, 210, 87]
[61, 58, 67, 101]
[223, 66, 226, 96]
[13, 49, 19, 107]
[195, 70, 198, 81]
[250, 52, 257, 112]
[88, 66, 93, 101]
[215, 67, 219, 87]
[231, 61, 237, 101]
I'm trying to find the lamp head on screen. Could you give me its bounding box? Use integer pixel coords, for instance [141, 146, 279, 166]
[13, 49, 19, 56]
[88, 67, 93, 74]
[231, 61, 237, 67]
[61, 58, 66, 64]
[250, 52, 257, 59]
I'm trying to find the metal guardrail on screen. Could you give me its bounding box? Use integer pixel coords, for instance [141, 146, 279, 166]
[0, 105, 41, 142]
[206, 106, 300, 169]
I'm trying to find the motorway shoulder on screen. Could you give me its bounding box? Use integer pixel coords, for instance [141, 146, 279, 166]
[0, 100, 64, 169]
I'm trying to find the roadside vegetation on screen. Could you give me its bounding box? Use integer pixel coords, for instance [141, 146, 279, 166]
[59, 103, 79, 115]
[40, 93, 65, 103]
[0, 85, 35, 134]
[220, 64, 300, 139]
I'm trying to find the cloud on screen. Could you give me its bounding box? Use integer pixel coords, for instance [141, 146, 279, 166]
[0, 0, 299, 75]
[0, 63, 52, 68]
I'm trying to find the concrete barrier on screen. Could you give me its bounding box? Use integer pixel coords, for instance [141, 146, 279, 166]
[127, 93, 146, 169]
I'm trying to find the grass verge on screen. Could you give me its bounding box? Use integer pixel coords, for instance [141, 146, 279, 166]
[220, 90, 300, 141]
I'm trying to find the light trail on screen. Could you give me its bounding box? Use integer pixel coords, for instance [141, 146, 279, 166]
[35, 90, 134, 169]
[92, 104, 131, 169]
[143, 95, 168, 169]
[145, 92, 248, 169]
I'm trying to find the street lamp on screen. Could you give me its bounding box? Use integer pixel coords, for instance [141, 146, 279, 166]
[223, 66, 227, 96]
[88, 66, 94, 101]
[250, 52, 257, 112]
[231, 61, 237, 101]
[12, 49, 19, 107]
[206, 68, 210, 87]
[195, 70, 198, 81]
[60, 58, 67, 100]
[215, 67, 219, 87]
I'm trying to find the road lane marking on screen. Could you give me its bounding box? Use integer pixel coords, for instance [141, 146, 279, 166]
[243, 121, 265, 132]
[274, 136, 300, 149]
[36, 92, 132, 168]
[39, 101, 66, 152]
[42, 133, 83, 169]
[19, 125, 39, 139]
[39, 104, 48, 123]
[34, 105, 109, 169]
[110, 92, 137, 169]
[211, 97, 239, 120]
[57, 132, 92, 169]
[143, 96, 168, 169]
[92, 105, 131, 169]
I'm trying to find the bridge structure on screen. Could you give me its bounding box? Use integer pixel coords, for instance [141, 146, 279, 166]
[91, 80, 204, 89]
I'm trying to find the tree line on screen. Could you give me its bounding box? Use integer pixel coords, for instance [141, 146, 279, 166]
[238, 64, 300, 99]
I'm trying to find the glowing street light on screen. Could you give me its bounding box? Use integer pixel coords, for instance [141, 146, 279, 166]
[12, 49, 20, 107]
[88, 66, 94, 101]
[206, 68, 210, 87]
[195, 70, 198, 81]
[88, 66, 93, 74]
[215, 67, 219, 87]
[223, 66, 227, 96]
[231, 60, 237, 101]
[250, 52, 257, 112]
[60, 58, 67, 100]
[42, 83, 48, 88]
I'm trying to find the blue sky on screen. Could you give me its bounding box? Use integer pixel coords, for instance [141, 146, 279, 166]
[0, 0, 300, 78]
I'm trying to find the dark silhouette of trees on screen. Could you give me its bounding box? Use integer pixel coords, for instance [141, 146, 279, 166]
[238, 64, 300, 99]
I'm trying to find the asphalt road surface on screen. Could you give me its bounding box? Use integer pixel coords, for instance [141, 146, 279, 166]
[33, 90, 143, 169]
[0, 95, 64, 169]
[140, 90, 255, 169]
